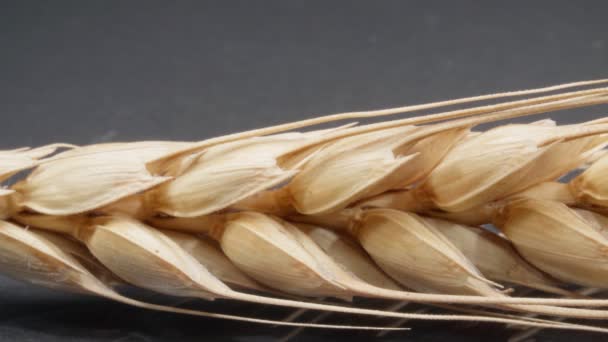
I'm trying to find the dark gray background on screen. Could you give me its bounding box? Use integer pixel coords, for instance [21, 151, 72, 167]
[1, 1, 607, 341]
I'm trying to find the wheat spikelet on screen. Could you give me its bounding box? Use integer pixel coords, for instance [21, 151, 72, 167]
[3, 79, 608, 338]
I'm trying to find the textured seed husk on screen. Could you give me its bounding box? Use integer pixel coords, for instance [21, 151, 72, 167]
[426, 217, 568, 294]
[219, 212, 350, 298]
[19, 208, 604, 314]
[0, 219, 103, 293]
[296, 223, 402, 290]
[334, 122, 608, 220]
[234, 212, 608, 324]
[389, 181, 577, 227]
[285, 125, 417, 214]
[157, 230, 267, 292]
[81, 215, 342, 301]
[0, 152, 36, 183]
[11, 142, 188, 216]
[149, 122, 422, 218]
[281, 223, 408, 336]
[0, 145, 75, 218]
[85, 215, 373, 317]
[286, 126, 468, 215]
[99, 193, 150, 219]
[500, 199, 608, 288]
[0, 190, 15, 219]
[421, 203, 501, 227]
[137, 214, 605, 332]
[147, 133, 310, 217]
[508, 181, 578, 206]
[352, 209, 608, 319]
[165, 215, 553, 325]
[32, 229, 124, 287]
[354, 209, 501, 296]
[147, 87, 608, 220]
[81, 215, 226, 299]
[147, 214, 226, 234]
[74, 214, 573, 329]
[12, 211, 88, 236]
[150, 208, 608, 310]
[145, 124, 365, 218]
[209, 211, 608, 311]
[85, 215, 393, 311]
[214, 212, 469, 300]
[287, 208, 362, 231]
[0, 144, 74, 183]
[570, 153, 608, 209]
[0, 220, 393, 330]
[143, 81, 608, 177]
[240, 93, 608, 217]
[417, 123, 608, 212]
[232, 186, 296, 216]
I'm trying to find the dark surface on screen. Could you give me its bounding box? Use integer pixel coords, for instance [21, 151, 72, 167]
[0, 1, 607, 341]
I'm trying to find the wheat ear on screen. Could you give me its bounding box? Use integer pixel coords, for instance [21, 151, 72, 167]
[4, 79, 608, 337]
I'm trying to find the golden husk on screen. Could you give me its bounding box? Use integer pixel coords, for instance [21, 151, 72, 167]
[286, 126, 467, 214]
[418, 124, 608, 212]
[0, 220, 388, 330]
[0, 219, 103, 293]
[148, 133, 314, 217]
[500, 199, 608, 288]
[80, 215, 226, 299]
[427, 217, 563, 293]
[11, 142, 186, 215]
[296, 223, 402, 290]
[353, 209, 500, 296]
[218, 212, 349, 298]
[571, 153, 608, 208]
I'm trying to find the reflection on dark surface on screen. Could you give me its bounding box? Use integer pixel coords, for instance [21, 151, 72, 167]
[2, 274, 604, 341]
[0, 275, 515, 341]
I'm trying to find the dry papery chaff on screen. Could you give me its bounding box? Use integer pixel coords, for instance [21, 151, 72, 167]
[0, 144, 76, 183]
[287, 207, 608, 315]
[420, 216, 573, 297]
[354, 119, 608, 215]
[237, 95, 608, 216]
[0, 219, 410, 331]
[3, 80, 608, 221]
[344, 144, 608, 294]
[406, 150, 608, 226]
[0, 144, 76, 218]
[294, 192, 608, 295]
[146, 210, 608, 323]
[9, 142, 191, 216]
[3, 79, 608, 336]
[9, 212, 592, 332]
[498, 199, 608, 289]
